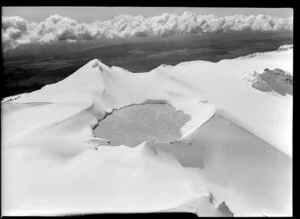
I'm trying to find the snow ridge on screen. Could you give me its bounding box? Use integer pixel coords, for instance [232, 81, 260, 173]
[2, 46, 293, 216]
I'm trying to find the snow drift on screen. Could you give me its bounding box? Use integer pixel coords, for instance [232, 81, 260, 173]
[2, 45, 293, 216]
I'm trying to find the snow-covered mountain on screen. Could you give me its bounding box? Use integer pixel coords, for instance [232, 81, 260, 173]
[2, 45, 292, 216]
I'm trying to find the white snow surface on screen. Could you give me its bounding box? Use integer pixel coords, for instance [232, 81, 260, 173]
[2, 45, 293, 216]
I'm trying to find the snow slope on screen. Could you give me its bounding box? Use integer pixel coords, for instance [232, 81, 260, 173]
[2, 45, 293, 216]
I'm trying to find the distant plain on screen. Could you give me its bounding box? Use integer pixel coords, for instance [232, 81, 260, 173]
[2, 31, 292, 98]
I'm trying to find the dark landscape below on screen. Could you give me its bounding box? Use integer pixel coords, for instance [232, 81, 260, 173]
[2, 31, 292, 98]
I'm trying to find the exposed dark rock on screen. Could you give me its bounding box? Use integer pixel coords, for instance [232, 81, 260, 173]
[251, 68, 293, 95]
[217, 201, 234, 217]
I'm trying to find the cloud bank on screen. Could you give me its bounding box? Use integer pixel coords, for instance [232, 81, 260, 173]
[2, 12, 293, 50]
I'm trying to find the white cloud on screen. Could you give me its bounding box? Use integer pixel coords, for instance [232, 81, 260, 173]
[2, 12, 293, 50]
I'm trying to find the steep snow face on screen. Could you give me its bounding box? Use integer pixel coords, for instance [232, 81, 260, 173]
[157, 47, 293, 157]
[134, 111, 291, 216]
[2, 45, 292, 216]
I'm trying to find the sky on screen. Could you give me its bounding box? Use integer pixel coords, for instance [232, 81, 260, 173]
[2, 7, 293, 50]
[2, 7, 293, 22]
